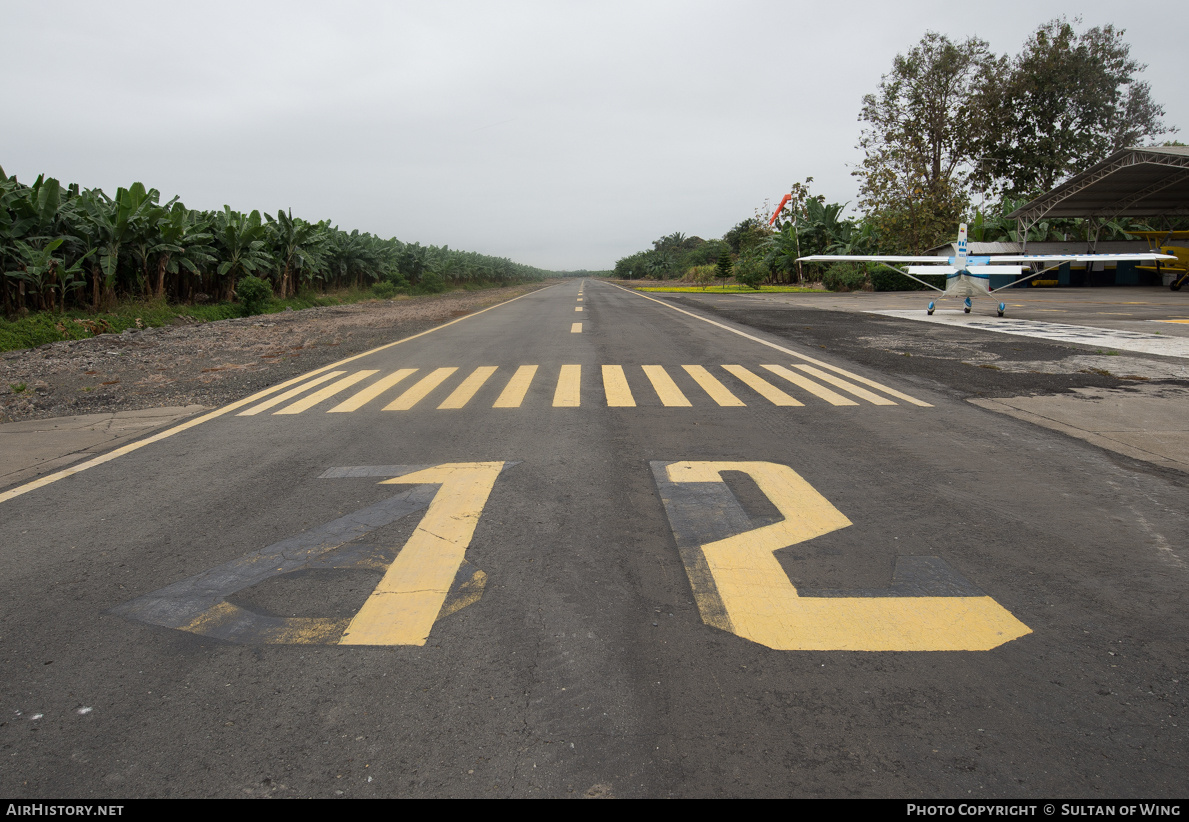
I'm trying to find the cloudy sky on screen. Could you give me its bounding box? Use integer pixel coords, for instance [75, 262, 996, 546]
[3, 1, 1184, 270]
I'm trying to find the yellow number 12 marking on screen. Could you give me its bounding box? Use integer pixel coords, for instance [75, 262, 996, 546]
[653, 461, 1030, 651]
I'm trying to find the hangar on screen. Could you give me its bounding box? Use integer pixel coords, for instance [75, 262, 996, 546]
[933, 146, 1189, 288]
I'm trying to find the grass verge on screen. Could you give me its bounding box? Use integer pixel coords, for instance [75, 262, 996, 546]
[1, 286, 407, 353]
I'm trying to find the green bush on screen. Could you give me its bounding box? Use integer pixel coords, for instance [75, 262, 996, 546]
[734, 255, 767, 290]
[416, 271, 446, 294]
[821, 263, 869, 292]
[236, 275, 272, 316]
[371, 281, 398, 299]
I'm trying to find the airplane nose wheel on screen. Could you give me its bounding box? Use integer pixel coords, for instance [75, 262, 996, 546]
[997, 302, 1006, 317]
[927, 301, 935, 316]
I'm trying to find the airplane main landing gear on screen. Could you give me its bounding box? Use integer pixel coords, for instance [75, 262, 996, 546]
[927, 301, 935, 315]
[997, 302, 1006, 317]
[964, 297, 972, 314]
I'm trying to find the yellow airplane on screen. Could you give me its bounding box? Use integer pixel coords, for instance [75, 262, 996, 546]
[1127, 230, 1189, 291]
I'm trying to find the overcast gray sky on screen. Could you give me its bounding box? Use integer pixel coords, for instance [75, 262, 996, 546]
[3, 1, 1184, 270]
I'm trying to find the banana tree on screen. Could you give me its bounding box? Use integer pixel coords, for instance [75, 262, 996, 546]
[265, 209, 326, 297]
[213, 207, 271, 299]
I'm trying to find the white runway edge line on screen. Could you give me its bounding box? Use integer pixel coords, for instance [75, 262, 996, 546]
[873, 310, 1189, 360]
[612, 284, 932, 407]
[0, 285, 558, 505]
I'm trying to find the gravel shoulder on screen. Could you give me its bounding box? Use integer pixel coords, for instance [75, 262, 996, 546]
[0, 283, 552, 424]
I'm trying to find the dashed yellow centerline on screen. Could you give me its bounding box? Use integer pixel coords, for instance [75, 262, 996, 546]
[642, 365, 691, 407]
[275, 370, 378, 414]
[438, 366, 498, 409]
[722, 365, 803, 406]
[238, 371, 347, 416]
[553, 364, 581, 407]
[329, 368, 417, 413]
[682, 365, 745, 406]
[760, 365, 856, 407]
[602, 365, 636, 407]
[575, 306, 583, 312]
[571, 322, 583, 333]
[493, 365, 537, 408]
[384, 367, 458, 410]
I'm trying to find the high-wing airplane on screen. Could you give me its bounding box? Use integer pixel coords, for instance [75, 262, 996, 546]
[797, 224, 1175, 316]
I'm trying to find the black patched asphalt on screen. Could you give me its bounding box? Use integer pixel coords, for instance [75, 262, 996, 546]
[1, 280, 1185, 798]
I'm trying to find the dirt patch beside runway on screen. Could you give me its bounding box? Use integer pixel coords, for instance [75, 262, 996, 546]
[0, 283, 551, 424]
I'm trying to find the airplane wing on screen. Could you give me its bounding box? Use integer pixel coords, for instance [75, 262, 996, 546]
[989, 253, 1175, 263]
[797, 255, 951, 263]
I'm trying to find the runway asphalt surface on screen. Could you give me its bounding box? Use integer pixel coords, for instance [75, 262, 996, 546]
[1, 280, 1186, 798]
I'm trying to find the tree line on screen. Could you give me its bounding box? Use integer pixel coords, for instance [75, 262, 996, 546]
[614, 17, 1182, 287]
[0, 168, 563, 318]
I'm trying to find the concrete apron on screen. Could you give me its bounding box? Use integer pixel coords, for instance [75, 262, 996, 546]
[970, 384, 1189, 473]
[0, 406, 208, 489]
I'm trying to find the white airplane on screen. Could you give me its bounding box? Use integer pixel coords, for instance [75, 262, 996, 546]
[798, 224, 1175, 316]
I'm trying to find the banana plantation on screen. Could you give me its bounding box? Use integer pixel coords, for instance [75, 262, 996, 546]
[0, 166, 557, 318]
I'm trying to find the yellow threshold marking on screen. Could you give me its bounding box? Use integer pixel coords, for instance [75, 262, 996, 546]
[760, 365, 856, 406]
[493, 365, 538, 408]
[329, 368, 417, 412]
[682, 365, 745, 406]
[722, 365, 802, 406]
[642, 365, 691, 406]
[571, 322, 583, 333]
[553, 364, 581, 407]
[0, 285, 556, 506]
[275, 371, 378, 414]
[438, 366, 498, 409]
[612, 283, 932, 407]
[791, 364, 897, 405]
[384, 367, 458, 410]
[239, 371, 347, 415]
[602, 365, 636, 407]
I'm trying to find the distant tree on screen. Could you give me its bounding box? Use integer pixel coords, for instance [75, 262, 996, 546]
[715, 247, 733, 286]
[854, 32, 999, 252]
[973, 18, 1176, 197]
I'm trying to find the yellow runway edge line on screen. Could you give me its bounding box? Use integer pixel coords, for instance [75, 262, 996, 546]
[0, 286, 556, 505]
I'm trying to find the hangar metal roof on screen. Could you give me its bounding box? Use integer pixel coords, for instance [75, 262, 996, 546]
[1007, 146, 1189, 226]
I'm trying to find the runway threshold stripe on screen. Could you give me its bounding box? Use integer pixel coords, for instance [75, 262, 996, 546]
[438, 366, 498, 409]
[493, 365, 537, 408]
[642, 365, 691, 407]
[760, 365, 857, 406]
[554, 364, 581, 407]
[682, 365, 745, 406]
[792, 364, 899, 406]
[721, 365, 803, 407]
[602, 365, 636, 407]
[275, 370, 378, 414]
[384, 368, 458, 410]
[329, 368, 418, 412]
[238, 371, 347, 416]
[612, 283, 933, 407]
